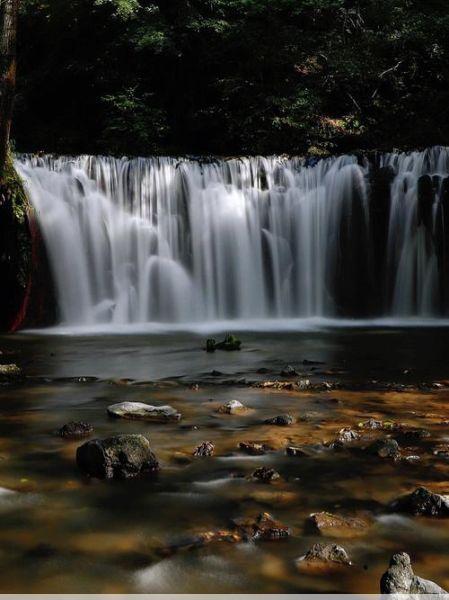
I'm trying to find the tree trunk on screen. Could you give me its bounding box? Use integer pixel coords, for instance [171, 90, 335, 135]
[0, 0, 18, 183]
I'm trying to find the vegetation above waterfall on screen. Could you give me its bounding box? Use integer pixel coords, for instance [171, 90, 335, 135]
[13, 0, 449, 157]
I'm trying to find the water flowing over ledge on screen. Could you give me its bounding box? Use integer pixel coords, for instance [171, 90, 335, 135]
[16, 146, 449, 330]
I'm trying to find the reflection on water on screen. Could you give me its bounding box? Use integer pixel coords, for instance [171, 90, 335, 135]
[0, 328, 449, 592]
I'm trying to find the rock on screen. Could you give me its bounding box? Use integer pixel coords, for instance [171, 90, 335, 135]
[398, 429, 431, 443]
[367, 438, 400, 458]
[380, 552, 447, 594]
[239, 441, 269, 455]
[297, 543, 351, 571]
[107, 401, 181, 422]
[264, 414, 294, 426]
[231, 512, 291, 541]
[211, 370, 223, 376]
[251, 467, 280, 483]
[330, 427, 360, 448]
[217, 399, 246, 415]
[205, 334, 242, 352]
[433, 444, 449, 458]
[358, 418, 400, 431]
[286, 446, 308, 457]
[193, 441, 214, 457]
[76, 434, 159, 479]
[306, 512, 370, 537]
[0, 364, 21, 378]
[159, 530, 241, 556]
[303, 359, 324, 366]
[280, 365, 298, 377]
[390, 486, 449, 516]
[297, 378, 311, 390]
[58, 421, 94, 439]
[257, 367, 270, 374]
[257, 380, 296, 390]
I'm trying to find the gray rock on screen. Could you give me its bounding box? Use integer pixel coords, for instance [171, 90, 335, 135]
[107, 401, 181, 422]
[251, 466, 280, 483]
[367, 438, 400, 458]
[264, 414, 295, 426]
[286, 446, 308, 457]
[298, 543, 351, 567]
[76, 434, 159, 479]
[280, 365, 298, 377]
[380, 552, 447, 594]
[217, 399, 246, 414]
[390, 486, 449, 516]
[193, 441, 214, 457]
[58, 421, 93, 439]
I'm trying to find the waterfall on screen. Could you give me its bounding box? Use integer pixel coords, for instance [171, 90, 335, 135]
[15, 147, 449, 327]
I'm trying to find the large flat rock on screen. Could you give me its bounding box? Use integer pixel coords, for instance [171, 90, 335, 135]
[107, 401, 181, 422]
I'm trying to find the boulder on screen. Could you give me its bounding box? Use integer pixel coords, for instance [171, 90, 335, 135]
[76, 434, 159, 479]
[58, 421, 93, 439]
[0, 364, 21, 379]
[367, 438, 400, 458]
[380, 552, 447, 594]
[231, 512, 291, 541]
[307, 511, 370, 537]
[217, 399, 246, 415]
[390, 486, 449, 516]
[205, 334, 242, 352]
[264, 414, 295, 426]
[297, 543, 351, 571]
[251, 467, 280, 483]
[107, 401, 181, 422]
[193, 441, 214, 457]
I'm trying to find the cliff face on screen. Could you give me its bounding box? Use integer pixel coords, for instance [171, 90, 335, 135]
[0, 155, 56, 331]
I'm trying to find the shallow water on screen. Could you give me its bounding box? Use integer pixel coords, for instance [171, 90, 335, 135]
[1, 327, 449, 592]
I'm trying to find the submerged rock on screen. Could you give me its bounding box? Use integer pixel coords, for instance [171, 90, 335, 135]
[380, 552, 447, 594]
[286, 446, 308, 457]
[193, 441, 214, 457]
[307, 512, 370, 537]
[158, 529, 241, 556]
[76, 434, 159, 479]
[205, 334, 242, 352]
[58, 421, 94, 439]
[297, 543, 352, 571]
[390, 486, 449, 516]
[251, 467, 280, 483]
[217, 399, 246, 414]
[231, 512, 291, 541]
[264, 414, 295, 426]
[0, 364, 21, 379]
[107, 401, 181, 422]
[239, 441, 269, 455]
[280, 365, 298, 377]
[367, 438, 400, 458]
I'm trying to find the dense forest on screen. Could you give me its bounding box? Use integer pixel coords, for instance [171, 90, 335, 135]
[13, 0, 449, 157]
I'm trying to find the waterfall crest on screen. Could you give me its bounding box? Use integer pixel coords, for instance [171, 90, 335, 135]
[16, 147, 449, 326]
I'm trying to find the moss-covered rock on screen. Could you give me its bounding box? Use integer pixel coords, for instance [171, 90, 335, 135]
[0, 153, 32, 330]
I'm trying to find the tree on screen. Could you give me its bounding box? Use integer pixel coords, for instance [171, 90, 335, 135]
[0, 0, 18, 181]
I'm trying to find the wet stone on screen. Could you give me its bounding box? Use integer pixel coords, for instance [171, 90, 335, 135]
[239, 441, 269, 455]
[297, 543, 352, 571]
[367, 438, 400, 458]
[390, 486, 449, 516]
[251, 467, 281, 483]
[306, 512, 370, 537]
[107, 401, 181, 422]
[217, 399, 246, 414]
[231, 512, 291, 541]
[264, 414, 294, 426]
[58, 421, 94, 439]
[286, 446, 308, 457]
[433, 444, 449, 458]
[280, 365, 298, 377]
[76, 434, 159, 480]
[380, 552, 447, 594]
[0, 364, 21, 378]
[193, 441, 214, 457]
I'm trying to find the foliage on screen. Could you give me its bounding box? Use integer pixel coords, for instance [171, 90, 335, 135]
[13, 0, 449, 156]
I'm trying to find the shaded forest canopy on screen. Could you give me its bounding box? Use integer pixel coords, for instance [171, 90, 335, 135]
[13, 0, 449, 157]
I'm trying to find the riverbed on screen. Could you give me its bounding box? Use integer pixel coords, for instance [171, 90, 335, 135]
[0, 326, 449, 592]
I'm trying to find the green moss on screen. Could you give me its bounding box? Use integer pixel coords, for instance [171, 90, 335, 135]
[3, 153, 30, 225]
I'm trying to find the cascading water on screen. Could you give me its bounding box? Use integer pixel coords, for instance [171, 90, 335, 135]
[15, 146, 449, 327]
